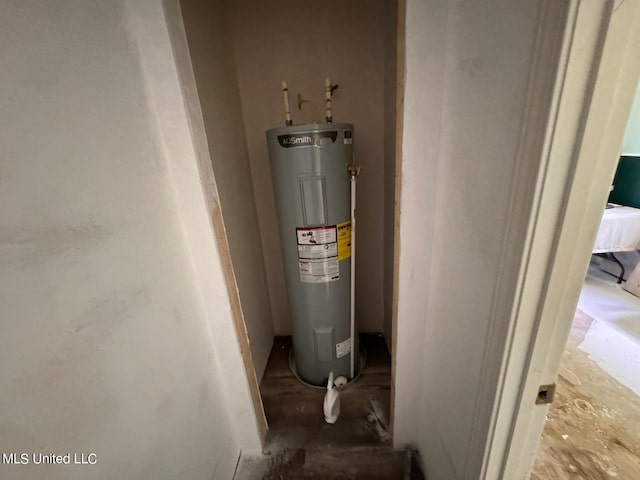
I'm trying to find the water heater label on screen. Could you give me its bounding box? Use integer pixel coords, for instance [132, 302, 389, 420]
[278, 131, 338, 148]
[337, 221, 352, 260]
[298, 258, 339, 283]
[336, 338, 351, 358]
[297, 226, 339, 283]
[298, 243, 338, 259]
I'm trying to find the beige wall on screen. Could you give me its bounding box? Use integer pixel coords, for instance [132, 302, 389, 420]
[228, 0, 392, 334]
[180, 0, 274, 381]
[383, 0, 398, 349]
[0, 1, 256, 478]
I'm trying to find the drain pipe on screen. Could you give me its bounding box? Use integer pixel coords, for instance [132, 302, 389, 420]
[348, 163, 360, 379]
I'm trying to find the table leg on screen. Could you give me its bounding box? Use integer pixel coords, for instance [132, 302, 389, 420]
[609, 252, 625, 284]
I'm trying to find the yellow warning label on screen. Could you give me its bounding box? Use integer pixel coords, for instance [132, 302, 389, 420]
[337, 221, 352, 260]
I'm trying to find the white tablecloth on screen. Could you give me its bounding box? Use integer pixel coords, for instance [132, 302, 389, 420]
[592, 205, 640, 253]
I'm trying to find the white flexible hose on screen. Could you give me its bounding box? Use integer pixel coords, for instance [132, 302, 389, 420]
[282, 81, 292, 126]
[325, 77, 333, 123]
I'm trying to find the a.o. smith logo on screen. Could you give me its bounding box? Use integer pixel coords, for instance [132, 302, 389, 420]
[278, 131, 338, 148]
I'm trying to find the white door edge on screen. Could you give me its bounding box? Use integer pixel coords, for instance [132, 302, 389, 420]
[481, 1, 640, 479]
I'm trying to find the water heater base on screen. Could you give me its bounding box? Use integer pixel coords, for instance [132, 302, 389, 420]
[288, 345, 367, 390]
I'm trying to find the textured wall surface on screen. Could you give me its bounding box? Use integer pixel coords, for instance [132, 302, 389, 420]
[0, 1, 251, 478]
[180, 0, 274, 381]
[393, 1, 541, 478]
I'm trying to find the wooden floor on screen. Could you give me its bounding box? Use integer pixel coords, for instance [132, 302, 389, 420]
[234, 334, 425, 479]
[260, 333, 393, 452]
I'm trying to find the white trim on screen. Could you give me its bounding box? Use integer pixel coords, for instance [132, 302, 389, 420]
[465, 1, 579, 477]
[482, 0, 640, 478]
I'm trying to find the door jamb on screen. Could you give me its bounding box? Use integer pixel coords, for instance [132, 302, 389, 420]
[482, 1, 640, 478]
[160, 0, 268, 448]
[389, 0, 406, 437]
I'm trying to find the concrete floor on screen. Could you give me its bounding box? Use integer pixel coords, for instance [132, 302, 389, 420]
[577, 263, 640, 395]
[531, 262, 640, 479]
[234, 334, 425, 479]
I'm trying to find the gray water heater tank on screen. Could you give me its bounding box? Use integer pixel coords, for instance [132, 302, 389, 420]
[266, 123, 358, 386]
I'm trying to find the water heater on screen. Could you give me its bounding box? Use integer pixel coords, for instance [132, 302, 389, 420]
[266, 123, 358, 386]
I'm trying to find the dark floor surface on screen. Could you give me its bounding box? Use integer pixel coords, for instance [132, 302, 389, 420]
[234, 334, 424, 479]
[261, 333, 392, 452]
[234, 447, 424, 480]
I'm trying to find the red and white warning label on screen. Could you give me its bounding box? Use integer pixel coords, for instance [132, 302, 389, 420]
[296, 226, 337, 245]
[296, 226, 339, 283]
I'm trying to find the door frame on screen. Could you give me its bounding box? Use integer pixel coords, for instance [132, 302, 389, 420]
[482, 1, 640, 478]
